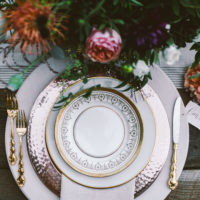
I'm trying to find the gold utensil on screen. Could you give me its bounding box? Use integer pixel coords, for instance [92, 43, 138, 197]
[16, 110, 27, 187]
[168, 97, 181, 190]
[6, 93, 18, 165]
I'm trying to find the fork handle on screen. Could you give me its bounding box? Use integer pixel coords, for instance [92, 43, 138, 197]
[9, 118, 17, 165]
[17, 136, 25, 187]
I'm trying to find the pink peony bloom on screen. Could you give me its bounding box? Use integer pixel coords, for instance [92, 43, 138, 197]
[86, 28, 122, 63]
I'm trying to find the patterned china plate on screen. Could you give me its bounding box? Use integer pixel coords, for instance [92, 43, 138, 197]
[55, 87, 143, 177]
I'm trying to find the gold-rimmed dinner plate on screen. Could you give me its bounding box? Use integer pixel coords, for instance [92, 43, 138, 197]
[55, 87, 143, 178]
[45, 77, 156, 188]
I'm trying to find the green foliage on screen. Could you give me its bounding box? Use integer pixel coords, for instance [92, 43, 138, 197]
[189, 72, 200, 80]
[3, 0, 200, 96]
[54, 84, 101, 110]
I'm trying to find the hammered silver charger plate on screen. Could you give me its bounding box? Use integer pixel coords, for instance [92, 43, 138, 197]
[45, 77, 157, 189]
[54, 87, 143, 178]
[5, 61, 188, 200]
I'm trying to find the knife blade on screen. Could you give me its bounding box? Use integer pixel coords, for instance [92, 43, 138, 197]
[173, 97, 181, 144]
[168, 97, 182, 191]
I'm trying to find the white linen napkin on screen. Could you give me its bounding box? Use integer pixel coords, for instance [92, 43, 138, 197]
[60, 175, 135, 200]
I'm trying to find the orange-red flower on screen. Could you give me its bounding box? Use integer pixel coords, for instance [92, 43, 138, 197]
[2, 0, 68, 54]
[185, 64, 200, 103]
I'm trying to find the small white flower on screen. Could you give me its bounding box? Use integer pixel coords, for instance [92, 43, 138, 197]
[164, 45, 181, 66]
[165, 24, 171, 30]
[133, 60, 150, 81]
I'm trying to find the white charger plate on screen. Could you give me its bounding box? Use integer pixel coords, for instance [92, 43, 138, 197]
[46, 77, 156, 188]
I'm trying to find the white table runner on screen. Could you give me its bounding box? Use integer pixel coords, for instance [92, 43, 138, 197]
[61, 176, 135, 200]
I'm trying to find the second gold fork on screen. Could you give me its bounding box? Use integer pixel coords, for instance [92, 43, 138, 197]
[16, 110, 27, 187]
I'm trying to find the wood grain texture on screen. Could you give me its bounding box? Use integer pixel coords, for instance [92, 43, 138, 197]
[0, 169, 26, 200]
[166, 170, 200, 200]
[0, 89, 9, 169]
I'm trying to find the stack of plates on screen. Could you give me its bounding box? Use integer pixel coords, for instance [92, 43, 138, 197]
[27, 75, 170, 197]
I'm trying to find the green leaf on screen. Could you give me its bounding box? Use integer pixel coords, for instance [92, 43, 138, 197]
[113, 19, 125, 25]
[113, 0, 119, 6]
[7, 74, 24, 91]
[172, 0, 180, 16]
[189, 72, 200, 80]
[82, 84, 101, 98]
[56, 92, 73, 104]
[99, 24, 106, 31]
[190, 42, 200, 50]
[83, 77, 88, 84]
[191, 51, 200, 68]
[130, 0, 143, 6]
[148, 72, 152, 80]
[114, 81, 128, 89]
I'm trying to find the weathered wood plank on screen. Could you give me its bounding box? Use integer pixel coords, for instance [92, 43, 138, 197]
[185, 125, 200, 170]
[0, 169, 26, 200]
[166, 170, 200, 200]
[0, 89, 9, 169]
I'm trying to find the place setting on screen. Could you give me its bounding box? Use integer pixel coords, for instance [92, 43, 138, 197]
[4, 63, 189, 200]
[1, 0, 195, 199]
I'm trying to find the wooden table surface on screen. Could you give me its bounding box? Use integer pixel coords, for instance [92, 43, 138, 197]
[0, 88, 200, 200]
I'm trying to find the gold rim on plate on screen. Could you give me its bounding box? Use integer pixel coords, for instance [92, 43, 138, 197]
[54, 87, 144, 177]
[44, 77, 157, 189]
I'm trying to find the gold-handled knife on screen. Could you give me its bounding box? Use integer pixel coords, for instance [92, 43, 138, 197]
[168, 97, 182, 190]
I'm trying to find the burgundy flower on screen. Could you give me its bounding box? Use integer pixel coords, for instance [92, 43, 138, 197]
[86, 28, 122, 63]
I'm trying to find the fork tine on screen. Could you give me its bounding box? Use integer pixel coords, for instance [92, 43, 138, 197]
[15, 95, 18, 109]
[7, 93, 11, 108]
[10, 94, 13, 108]
[11, 93, 14, 109]
[21, 110, 23, 128]
[21, 110, 24, 128]
[16, 110, 19, 128]
[14, 95, 18, 109]
[22, 111, 27, 128]
[19, 110, 22, 128]
[12, 93, 16, 109]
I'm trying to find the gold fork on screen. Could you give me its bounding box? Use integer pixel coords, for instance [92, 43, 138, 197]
[6, 93, 18, 165]
[16, 110, 27, 187]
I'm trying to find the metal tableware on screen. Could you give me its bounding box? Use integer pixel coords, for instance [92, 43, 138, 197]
[16, 110, 27, 187]
[6, 93, 18, 165]
[168, 97, 181, 190]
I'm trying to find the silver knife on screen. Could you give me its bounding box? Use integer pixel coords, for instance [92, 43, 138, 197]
[168, 97, 182, 190]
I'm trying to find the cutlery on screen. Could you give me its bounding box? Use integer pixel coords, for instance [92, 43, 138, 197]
[16, 110, 27, 187]
[6, 93, 18, 165]
[168, 97, 181, 190]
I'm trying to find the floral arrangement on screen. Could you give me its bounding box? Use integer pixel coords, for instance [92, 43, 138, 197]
[1, 0, 200, 93]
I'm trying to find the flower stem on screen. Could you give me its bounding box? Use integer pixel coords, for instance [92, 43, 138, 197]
[21, 54, 46, 76]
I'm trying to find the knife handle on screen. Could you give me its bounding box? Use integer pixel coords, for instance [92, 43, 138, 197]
[168, 143, 178, 190]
